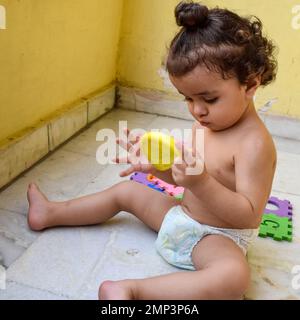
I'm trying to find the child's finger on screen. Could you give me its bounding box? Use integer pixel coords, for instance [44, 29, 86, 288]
[119, 161, 147, 177]
[128, 130, 144, 145]
[119, 165, 136, 177]
[128, 141, 141, 160]
[116, 138, 132, 152]
[175, 140, 184, 158]
[194, 144, 205, 161]
[183, 146, 196, 167]
[172, 156, 187, 170]
[123, 127, 130, 137]
[121, 128, 138, 145]
[171, 161, 182, 173]
[173, 156, 183, 165]
[175, 140, 194, 166]
[113, 156, 130, 164]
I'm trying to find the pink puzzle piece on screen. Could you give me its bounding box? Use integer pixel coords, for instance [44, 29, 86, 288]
[148, 175, 184, 196]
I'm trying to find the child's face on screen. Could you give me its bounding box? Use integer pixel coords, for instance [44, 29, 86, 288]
[169, 65, 254, 131]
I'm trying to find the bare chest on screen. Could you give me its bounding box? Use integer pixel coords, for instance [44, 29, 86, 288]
[204, 132, 236, 191]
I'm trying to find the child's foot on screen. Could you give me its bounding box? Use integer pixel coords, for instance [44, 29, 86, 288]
[27, 183, 52, 231]
[98, 280, 136, 300]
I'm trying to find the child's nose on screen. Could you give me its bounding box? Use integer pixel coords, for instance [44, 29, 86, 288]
[193, 103, 208, 117]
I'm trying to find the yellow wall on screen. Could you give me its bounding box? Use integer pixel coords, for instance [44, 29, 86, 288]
[0, 0, 123, 142]
[1, 0, 299, 144]
[118, 0, 300, 118]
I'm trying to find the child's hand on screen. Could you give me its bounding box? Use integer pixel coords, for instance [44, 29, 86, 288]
[113, 128, 155, 177]
[171, 140, 206, 189]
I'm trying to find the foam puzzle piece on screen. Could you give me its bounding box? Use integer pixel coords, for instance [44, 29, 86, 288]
[147, 174, 157, 183]
[264, 196, 293, 219]
[131, 172, 184, 196]
[147, 183, 165, 193]
[166, 184, 185, 196]
[259, 213, 293, 242]
[150, 176, 184, 196]
[130, 172, 149, 185]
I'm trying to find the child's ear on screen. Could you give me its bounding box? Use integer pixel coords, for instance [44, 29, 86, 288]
[245, 75, 261, 99]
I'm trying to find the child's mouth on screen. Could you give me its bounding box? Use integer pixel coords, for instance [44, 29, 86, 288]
[199, 120, 210, 126]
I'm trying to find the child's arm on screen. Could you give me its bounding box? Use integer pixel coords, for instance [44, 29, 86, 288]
[174, 134, 276, 229]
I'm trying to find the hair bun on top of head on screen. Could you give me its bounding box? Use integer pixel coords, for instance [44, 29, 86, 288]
[175, 1, 209, 30]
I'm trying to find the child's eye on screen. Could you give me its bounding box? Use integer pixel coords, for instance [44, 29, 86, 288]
[204, 97, 219, 104]
[184, 97, 219, 104]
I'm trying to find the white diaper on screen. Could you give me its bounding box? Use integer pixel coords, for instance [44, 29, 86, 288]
[155, 205, 258, 270]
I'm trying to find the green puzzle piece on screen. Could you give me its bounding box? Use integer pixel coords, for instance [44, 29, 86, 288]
[259, 213, 292, 242]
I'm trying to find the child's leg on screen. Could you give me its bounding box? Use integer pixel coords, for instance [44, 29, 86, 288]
[27, 180, 179, 232]
[99, 235, 250, 300]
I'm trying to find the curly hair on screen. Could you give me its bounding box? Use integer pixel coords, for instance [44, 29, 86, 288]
[166, 1, 278, 87]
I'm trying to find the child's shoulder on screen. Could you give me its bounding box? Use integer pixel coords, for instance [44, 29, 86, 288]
[234, 119, 277, 171]
[241, 119, 275, 153]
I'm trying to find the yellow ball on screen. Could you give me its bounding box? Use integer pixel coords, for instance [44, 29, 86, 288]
[140, 131, 180, 171]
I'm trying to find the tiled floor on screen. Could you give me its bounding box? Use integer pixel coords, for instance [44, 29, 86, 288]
[0, 108, 299, 299]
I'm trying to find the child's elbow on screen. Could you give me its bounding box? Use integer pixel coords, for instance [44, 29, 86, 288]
[249, 212, 263, 229]
[249, 220, 261, 229]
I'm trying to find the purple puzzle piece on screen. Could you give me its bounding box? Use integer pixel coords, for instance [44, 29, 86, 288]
[264, 196, 293, 219]
[130, 172, 149, 185]
[130, 172, 165, 193]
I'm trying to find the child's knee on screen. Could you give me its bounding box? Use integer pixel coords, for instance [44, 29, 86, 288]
[222, 260, 250, 299]
[113, 180, 139, 210]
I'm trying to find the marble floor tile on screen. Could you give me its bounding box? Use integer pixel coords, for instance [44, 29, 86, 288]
[147, 115, 193, 131]
[76, 163, 128, 196]
[272, 151, 300, 196]
[0, 235, 26, 268]
[0, 209, 37, 247]
[273, 136, 300, 155]
[6, 225, 113, 298]
[0, 281, 69, 300]
[0, 108, 299, 300]
[0, 150, 104, 215]
[0, 209, 38, 268]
